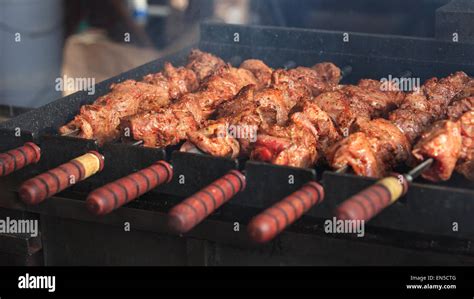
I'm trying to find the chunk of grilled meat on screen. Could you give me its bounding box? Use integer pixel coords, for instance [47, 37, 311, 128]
[252, 79, 405, 168]
[456, 111, 474, 180]
[447, 96, 474, 119]
[412, 120, 463, 181]
[185, 49, 227, 81]
[184, 63, 342, 159]
[122, 60, 272, 147]
[239, 59, 274, 89]
[328, 72, 470, 177]
[412, 107, 473, 182]
[59, 50, 224, 144]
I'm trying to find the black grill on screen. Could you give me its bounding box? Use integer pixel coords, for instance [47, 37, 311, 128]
[1, 21, 474, 264]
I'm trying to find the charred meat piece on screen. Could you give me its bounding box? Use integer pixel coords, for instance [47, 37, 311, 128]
[328, 132, 383, 177]
[328, 119, 410, 178]
[412, 120, 462, 181]
[448, 97, 474, 119]
[358, 119, 411, 170]
[239, 59, 274, 89]
[412, 108, 473, 182]
[455, 111, 474, 181]
[185, 49, 226, 81]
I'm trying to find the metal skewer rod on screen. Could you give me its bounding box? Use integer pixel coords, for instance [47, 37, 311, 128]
[405, 158, 434, 183]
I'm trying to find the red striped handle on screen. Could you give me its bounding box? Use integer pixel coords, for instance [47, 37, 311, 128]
[19, 151, 104, 205]
[247, 181, 324, 243]
[86, 161, 173, 215]
[0, 142, 41, 177]
[335, 175, 409, 223]
[168, 170, 246, 234]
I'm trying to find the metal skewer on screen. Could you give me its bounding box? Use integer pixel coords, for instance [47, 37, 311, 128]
[405, 158, 434, 182]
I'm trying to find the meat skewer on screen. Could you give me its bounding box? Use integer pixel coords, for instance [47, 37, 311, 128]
[59, 50, 225, 145]
[119, 59, 273, 148]
[334, 95, 473, 225]
[85, 63, 342, 217]
[328, 72, 471, 177]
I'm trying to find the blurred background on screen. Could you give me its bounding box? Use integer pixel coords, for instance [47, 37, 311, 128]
[0, 0, 451, 120]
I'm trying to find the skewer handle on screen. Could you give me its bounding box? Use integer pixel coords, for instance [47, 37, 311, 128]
[247, 181, 324, 243]
[19, 151, 104, 205]
[168, 170, 246, 234]
[335, 175, 408, 223]
[86, 161, 173, 215]
[0, 143, 41, 177]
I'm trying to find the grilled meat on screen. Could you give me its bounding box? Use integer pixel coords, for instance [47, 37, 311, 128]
[184, 63, 342, 159]
[412, 106, 473, 181]
[456, 110, 474, 180]
[448, 96, 474, 119]
[251, 79, 405, 168]
[412, 120, 463, 181]
[185, 49, 227, 81]
[59, 50, 224, 144]
[121, 60, 272, 147]
[239, 59, 273, 89]
[328, 72, 470, 177]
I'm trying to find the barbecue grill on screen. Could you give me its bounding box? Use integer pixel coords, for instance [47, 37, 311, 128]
[1, 3, 474, 265]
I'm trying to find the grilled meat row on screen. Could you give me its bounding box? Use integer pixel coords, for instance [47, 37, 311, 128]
[328, 72, 471, 177]
[59, 50, 225, 144]
[120, 60, 273, 147]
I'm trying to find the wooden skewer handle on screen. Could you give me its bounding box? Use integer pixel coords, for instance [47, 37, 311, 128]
[86, 161, 173, 215]
[168, 170, 246, 234]
[247, 181, 324, 243]
[0, 142, 41, 177]
[19, 151, 104, 205]
[335, 175, 408, 223]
